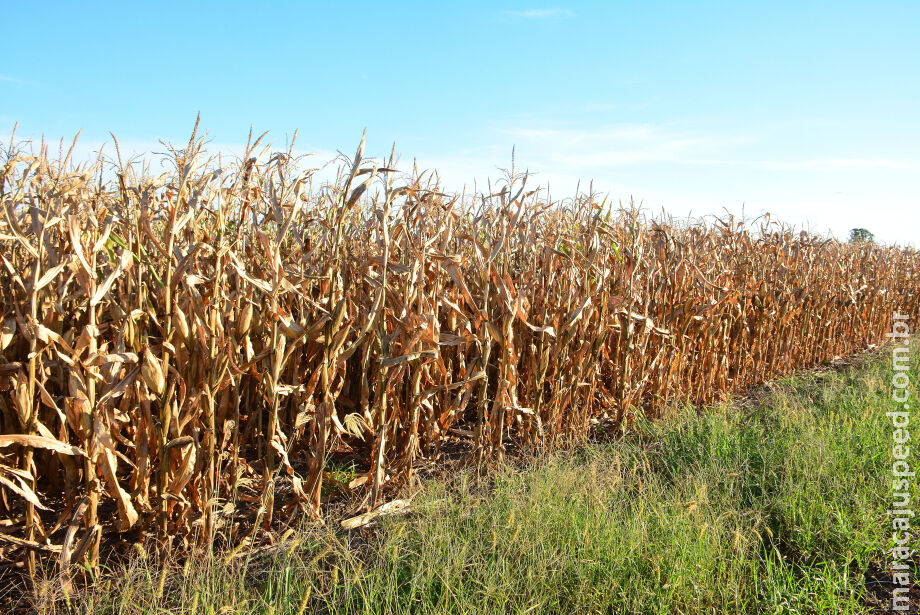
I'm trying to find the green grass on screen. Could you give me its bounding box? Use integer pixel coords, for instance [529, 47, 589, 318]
[34, 343, 917, 614]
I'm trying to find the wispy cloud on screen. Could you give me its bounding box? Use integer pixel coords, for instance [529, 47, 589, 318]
[497, 123, 754, 168]
[411, 119, 920, 246]
[757, 158, 920, 171]
[0, 74, 43, 88]
[576, 101, 618, 113]
[416, 120, 920, 197]
[408, 122, 756, 208]
[505, 8, 575, 19]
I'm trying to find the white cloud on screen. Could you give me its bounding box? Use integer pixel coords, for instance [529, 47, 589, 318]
[404, 120, 918, 246]
[757, 158, 920, 171]
[496, 123, 754, 169]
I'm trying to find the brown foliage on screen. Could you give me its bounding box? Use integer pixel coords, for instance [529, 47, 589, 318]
[0, 126, 917, 586]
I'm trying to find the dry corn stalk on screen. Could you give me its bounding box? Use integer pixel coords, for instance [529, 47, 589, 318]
[0, 126, 918, 589]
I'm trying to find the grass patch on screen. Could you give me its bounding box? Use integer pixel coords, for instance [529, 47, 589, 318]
[32, 344, 917, 614]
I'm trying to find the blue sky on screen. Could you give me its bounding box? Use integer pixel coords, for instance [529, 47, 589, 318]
[2, 1, 917, 244]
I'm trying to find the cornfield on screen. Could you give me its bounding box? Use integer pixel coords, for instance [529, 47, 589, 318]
[1, 123, 918, 590]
